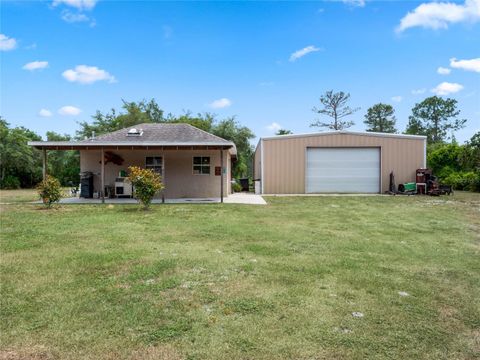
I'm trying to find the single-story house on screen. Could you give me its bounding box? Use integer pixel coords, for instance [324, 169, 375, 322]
[29, 123, 236, 202]
[254, 131, 426, 194]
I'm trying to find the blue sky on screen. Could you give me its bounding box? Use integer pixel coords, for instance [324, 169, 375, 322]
[1, 0, 479, 143]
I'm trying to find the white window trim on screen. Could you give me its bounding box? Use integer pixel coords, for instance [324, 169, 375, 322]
[192, 156, 211, 176]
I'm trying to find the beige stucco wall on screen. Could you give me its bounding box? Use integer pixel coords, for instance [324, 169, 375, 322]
[80, 149, 231, 198]
[255, 133, 426, 194]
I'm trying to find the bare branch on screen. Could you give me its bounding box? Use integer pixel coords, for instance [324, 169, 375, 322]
[311, 90, 359, 130]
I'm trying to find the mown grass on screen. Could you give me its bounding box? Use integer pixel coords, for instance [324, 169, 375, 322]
[0, 190, 479, 359]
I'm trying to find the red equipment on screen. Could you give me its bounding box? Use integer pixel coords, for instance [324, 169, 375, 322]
[415, 168, 432, 194]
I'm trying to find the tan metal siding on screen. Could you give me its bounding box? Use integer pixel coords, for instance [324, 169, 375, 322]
[259, 133, 425, 194]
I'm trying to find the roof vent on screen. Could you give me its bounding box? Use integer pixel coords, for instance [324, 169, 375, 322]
[127, 128, 143, 137]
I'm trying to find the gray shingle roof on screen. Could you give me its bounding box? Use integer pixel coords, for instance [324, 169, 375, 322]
[88, 123, 233, 145]
[28, 123, 237, 154]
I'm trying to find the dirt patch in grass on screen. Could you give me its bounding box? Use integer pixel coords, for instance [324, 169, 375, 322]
[439, 305, 459, 319]
[0, 346, 56, 360]
[128, 345, 183, 360]
[470, 329, 480, 354]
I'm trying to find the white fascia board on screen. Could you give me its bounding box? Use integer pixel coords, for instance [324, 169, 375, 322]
[28, 141, 235, 147]
[261, 130, 427, 141]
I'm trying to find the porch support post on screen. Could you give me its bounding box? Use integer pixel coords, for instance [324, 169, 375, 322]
[101, 147, 105, 203]
[42, 148, 47, 180]
[220, 148, 224, 203]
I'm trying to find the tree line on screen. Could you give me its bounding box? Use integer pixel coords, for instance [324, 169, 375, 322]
[0, 99, 255, 189]
[0, 118, 80, 189]
[277, 90, 468, 143]
[1, 94, 478, 191]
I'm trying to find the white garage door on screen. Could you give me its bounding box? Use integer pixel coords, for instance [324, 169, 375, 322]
[306, 148, 380, 193]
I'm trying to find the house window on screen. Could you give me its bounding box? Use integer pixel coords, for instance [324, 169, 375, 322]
[193, 156, 210, 175]
[146, 156, 163, 175]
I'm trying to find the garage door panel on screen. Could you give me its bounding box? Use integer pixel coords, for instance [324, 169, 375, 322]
[306, 148, 380, 193]
[307, 181, 379, 193]
[309, 171, 379, 178]
[307, 160, 379, 169]
[307, 163, 378, 177]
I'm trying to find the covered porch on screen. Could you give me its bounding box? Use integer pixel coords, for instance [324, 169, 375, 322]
[30, 143, 234, 203]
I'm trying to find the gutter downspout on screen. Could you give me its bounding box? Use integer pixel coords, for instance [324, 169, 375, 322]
[220, 149, 224, 203]
[260, 139, 264, 195]
[424, 138, 427, 168]
[100, 147, 105, 204]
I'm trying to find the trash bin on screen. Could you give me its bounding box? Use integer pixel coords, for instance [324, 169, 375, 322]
[239, 178, 249, 192]
[80, 171, 94, 198]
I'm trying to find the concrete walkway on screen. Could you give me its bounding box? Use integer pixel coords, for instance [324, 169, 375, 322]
[223, 192, 267, 205]
[46, 193, 266, 205]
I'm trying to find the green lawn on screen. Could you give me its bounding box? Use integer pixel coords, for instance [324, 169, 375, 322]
[1, 190, 479, 360]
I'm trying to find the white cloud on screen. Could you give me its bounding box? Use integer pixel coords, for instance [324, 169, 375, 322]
[289, 45, 322, 62]
[396, 0, 480, 32]
[58, 106, 81, 116]
[38, 109, 53, 117]
[62, 65, 116, 84]
[343, 0, 366, 8]
[61, 10, 96, 27]
[411, 88, 427, 95]
[209, 98, 232, 109]
[391, 96, 403, 102]
[431, 82, 464, 95]
[0, 34, 17, 51]
[23, 61, 49, 71]
[450, 57, 480, 73]
[52, 0, 97, 10]
[266, 122, 282, 132]
[61, 10, 90, 23]
[437, 66, 451, 75]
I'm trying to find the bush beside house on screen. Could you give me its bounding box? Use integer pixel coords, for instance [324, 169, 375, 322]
[127, 166, 164, 209]
[36, 175, 62, 208]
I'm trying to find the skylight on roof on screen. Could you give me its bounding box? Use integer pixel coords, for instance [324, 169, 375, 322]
[127, 128, 143, 137]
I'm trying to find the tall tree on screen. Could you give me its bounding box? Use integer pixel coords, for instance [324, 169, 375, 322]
[212, 117, 255, 178]
[460, 131, 480, 172]
[275, 129, 293, 135]
[164, 111, 215, 132]
[76, 99, 164, 139]
[363, 103, 397, 133]
[46, 132, 80, 186]
[311, 90, 359, 130]
[405, 96, 466, 143]
[0, 118, 42, 188]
